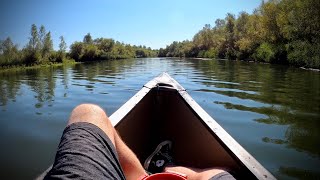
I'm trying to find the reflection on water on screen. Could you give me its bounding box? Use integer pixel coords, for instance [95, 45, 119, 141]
[279, 166, 320, 179]
[0, 58, 319, 179]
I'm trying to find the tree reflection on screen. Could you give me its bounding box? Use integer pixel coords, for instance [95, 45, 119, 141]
[24, 68, 56, 109]
[189, 59, 320, 157]
[0, 70, 23, 108]
[214, 101, 320, 156]
[72, 59, 136, 83]
[0, 59, 138, 113]
[0, 58, 140, 114]
[188, 59, 320, 179]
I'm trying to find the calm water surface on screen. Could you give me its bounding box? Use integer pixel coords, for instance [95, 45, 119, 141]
[0, 58, 319, 179]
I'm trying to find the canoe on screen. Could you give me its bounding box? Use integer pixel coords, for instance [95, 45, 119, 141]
[38, 72, 275, 179]
[109, 72, 275, 180]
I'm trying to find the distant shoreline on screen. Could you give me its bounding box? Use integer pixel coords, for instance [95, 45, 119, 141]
[1, 57, 319, 73]
[300, 67, 320, 72]
[190, 58, 213, 61]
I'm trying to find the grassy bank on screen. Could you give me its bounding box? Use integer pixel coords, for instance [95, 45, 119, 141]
[0, 59, 78, 72]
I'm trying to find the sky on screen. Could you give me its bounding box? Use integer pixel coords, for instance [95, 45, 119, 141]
[0, 0, 262, 50]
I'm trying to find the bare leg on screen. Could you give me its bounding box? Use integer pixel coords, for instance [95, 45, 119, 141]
[164, 166, 227, 180]
[68, 104, 147, 180]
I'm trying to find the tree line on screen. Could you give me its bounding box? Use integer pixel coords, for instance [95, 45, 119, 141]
[0, 25, 157, 68]
[69, 33, 157, 62]
[159, 0, 320, 69]
[1, 0, 318, 69]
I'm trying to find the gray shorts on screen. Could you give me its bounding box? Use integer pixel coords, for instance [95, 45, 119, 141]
[210, 172, 236, 180]
[44, 122, 235, 180]
[44, 122, 126, 179]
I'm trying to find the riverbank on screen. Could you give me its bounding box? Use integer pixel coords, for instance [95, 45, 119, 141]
[0, 61, 79, 73]
[300, 67, 320, 72]
[244, 60, 320, 72]
[191, 57, 213, 61]
[211, 58, 320, 72]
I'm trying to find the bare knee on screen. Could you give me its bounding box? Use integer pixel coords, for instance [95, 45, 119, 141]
[68, 103, 115, 144]
[68, 104, 107, 125]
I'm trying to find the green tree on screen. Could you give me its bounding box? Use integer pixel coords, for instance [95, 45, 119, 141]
[83, 33, 93, 44]
[260, 1, 282, 43]
[28, 24, 40, 51]
[215, 19, 226, 29]
[0, 40, 3, 54]
[212, 19, 227, 58]
[253, 42, 276, 62]
[39, 25, 46, 50]
[0, 37, 20, 66]
[1, 37, 15, 55]
[235, 12, 262, 61]
[158, 48, 167, 57]
[54, 36, 67, 62]
[181, 40, 194, 57]
[42, 31, 53, 62]
[135, 49, 146, 58]
[59, 36, 67, 53]
[193, 24, 214, 51]
[224, 13, 237, 60]
[278, 0, 320, 68]
[25, 24, 41, 64]
[257, 0, 287, 63]
[82, 44, 98, 61]
[94, 38, 114, 52]
[70, 42, 84, 61]
[234, 12, 250, 59]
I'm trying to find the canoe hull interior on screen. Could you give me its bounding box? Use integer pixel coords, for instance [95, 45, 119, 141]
[115, 88, 254, 179]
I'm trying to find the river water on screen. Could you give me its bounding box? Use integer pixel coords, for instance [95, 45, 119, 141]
[0, 58, 319, 179]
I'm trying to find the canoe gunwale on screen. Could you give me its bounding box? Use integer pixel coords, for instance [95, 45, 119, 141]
[178, 90, 275, 180]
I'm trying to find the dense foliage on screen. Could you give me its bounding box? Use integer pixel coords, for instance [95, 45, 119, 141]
[159, 0, 320, 69]
[0, 26, 157, 68]
[69, 33, 157, 61]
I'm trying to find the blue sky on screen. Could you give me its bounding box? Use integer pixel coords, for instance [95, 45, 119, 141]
[0, 0, 262, 50]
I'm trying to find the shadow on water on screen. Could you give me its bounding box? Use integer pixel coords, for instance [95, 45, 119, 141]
[278, 166, 320, 179]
